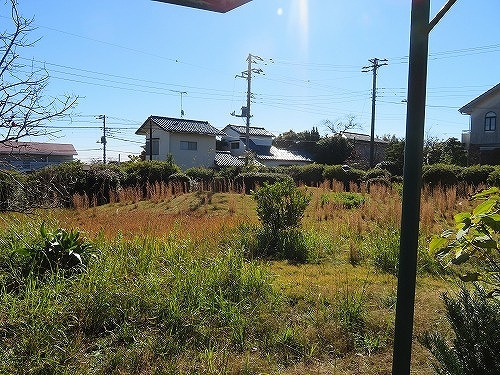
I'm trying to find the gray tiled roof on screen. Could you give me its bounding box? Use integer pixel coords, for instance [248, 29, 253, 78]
[136, 116, 225, 136]
[226, 125, 274, 137]
[337, 132, 389, 144]
[0, 141, 77, 156]
[214, 151, 245, 167]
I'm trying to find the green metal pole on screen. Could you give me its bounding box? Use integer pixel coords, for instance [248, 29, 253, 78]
[392, 1, 430, 374]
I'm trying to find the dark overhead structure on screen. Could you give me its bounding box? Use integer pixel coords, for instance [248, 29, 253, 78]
[152, 0, 251, 13]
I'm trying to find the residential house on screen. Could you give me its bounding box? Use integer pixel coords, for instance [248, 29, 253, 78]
[220, 124, 312, 167]
[459, 83, 500, 164]
[0, 141, 77, 172]
[340, 131, 389, 168]
[135, 115, 225, 170]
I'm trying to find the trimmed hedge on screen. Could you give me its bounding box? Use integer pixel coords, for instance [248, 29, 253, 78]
[460, 165, 495, 186]
[289, 164, 325, 186]
[422, 163, 461, 188]
[323, 165, 366, 191]
[120, 160, 181, 188]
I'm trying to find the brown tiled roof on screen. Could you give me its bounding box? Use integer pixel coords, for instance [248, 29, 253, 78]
[136, 116, 225, 136]
[0, 141, 77, 156]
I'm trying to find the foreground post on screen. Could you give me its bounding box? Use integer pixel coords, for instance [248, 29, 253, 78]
[392, 1, 430, 374]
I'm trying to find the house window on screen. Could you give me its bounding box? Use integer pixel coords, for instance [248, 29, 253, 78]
[485, 112, 496, 131]
[180, 141, 197, 150]
[231, 142, 240, 150]
[145, 138, 159, 155]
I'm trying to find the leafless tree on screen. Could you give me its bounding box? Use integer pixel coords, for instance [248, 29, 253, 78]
[1, 0, 78, 144]
[321, 114, 360, 135]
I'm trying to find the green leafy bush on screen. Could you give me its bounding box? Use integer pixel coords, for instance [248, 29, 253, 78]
[252, 180, 312, 261]
[429, 187, 500, 296]
[320, 192, 365, 209]
[460, 164, 494, 186]
[84, 164, 124, 205]
[235, 172, 293, 194]
[486, 166, 500, 187]
[14, 223, 92, 277]
[120, 160, 181, 188]
[365, 168, 391, 180]
[288, 164, 325, 186]
[26, 161, 87, 208]
[185, 167, 214, 182]
[168, 173, 191, 193]
[253, 180, 311, 233]
[375, 160, 403, 176]
[323, 165, 365, 190]
[422, 163, 461, 188]
[0, 170, 26, 211]
[421, 284, 500, 375]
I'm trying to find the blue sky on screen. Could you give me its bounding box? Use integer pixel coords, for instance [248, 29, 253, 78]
[5, 0, 500, 162]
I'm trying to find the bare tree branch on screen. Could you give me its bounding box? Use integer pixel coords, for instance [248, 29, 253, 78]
[1, 0, 78, 145]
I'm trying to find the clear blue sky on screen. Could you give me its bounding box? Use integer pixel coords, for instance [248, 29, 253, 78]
[5, 0, 500, 162]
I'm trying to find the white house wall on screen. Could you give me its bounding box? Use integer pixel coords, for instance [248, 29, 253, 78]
[169, 133, 216, 170]
[469, 93, 500, 145]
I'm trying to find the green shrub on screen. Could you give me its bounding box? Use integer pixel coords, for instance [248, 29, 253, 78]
[460, 164, 494, 186]
[365, 168, 391, 180]
[323, 165, 365, 190]
[84, 165, 124, 205]
[13, 222, 93, 278]
[289, 164, 325, 186]
[252, 180, 312, 261]
[421, 284, 500, 375]
[26, 161, 86, 208]
[487, 166, 500, 187]
[323, 165, 347, 182]
[321, 192, 365, 209]
[252, 180, 311, 233]
[375, 160, 403, 176]
[168, 173, 191, 193]
[185, 167, 214, 182]
[235, 172, 293, 194]
[422, 163, 461, 188]
[0, 170, 26, 211]
[120, 160, 181, 188]
[255, 227, 310, 262]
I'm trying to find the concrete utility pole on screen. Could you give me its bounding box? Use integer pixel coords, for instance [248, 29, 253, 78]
[97, 114, 106, 164]
[362, 58, 387, 168]
[233, 53, 263, 151]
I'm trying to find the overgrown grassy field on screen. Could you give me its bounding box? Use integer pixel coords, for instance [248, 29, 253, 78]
[0, 183, 478, 374]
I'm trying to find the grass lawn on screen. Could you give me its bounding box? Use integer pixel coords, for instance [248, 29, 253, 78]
[0, 184, 468, 374]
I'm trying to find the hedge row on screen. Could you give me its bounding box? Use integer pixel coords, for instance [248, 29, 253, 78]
[2, 161, 500, 211]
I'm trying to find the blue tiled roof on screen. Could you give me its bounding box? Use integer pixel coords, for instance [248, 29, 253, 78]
[136, 116, 225, 136]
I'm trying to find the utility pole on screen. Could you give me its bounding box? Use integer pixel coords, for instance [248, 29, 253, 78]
[392, 1, 458, 374]
[97, 114, 106, 164]
[362, 58, 387, 168]
[233, 53, 263, 151]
